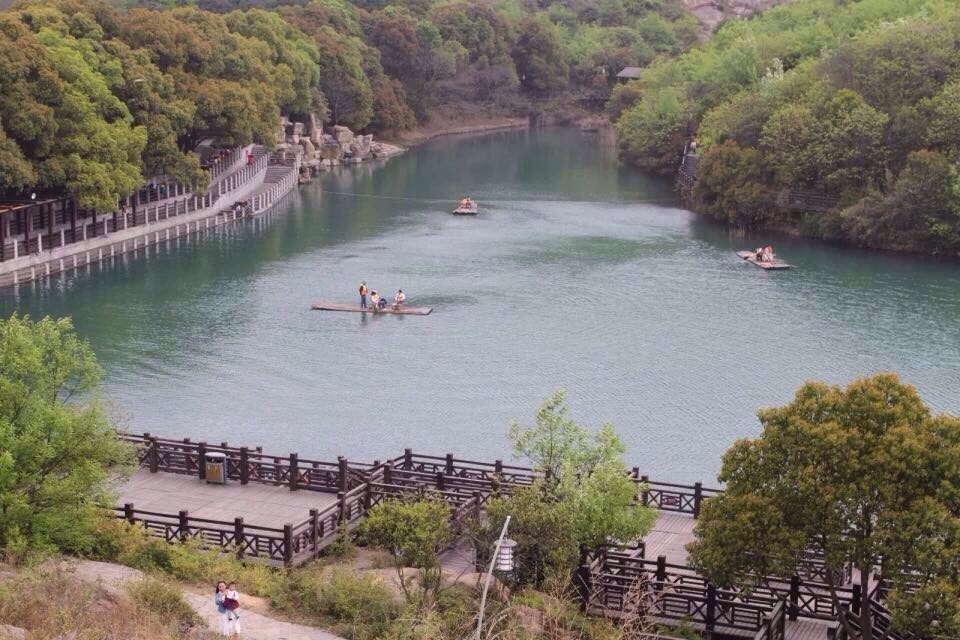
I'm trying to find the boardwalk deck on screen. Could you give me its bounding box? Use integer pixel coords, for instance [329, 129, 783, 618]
[311, 301, 432, 315]
[115, 469, 337, 526]
[643, 511, 697, 565]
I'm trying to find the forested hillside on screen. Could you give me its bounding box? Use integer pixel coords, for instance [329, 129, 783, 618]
[0, 0, 699, 212]
[613, 0, 960, 256]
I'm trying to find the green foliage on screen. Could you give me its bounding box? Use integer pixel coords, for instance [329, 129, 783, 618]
[485, 485, 578, 588]
[117, 535, 280, 597]
[0, 315, 132, 555]
[693, 140, 774, 228]
[513, 17, 567, 95]
[492, 392, 656, 587]
[271, 566, 399, 639]
[127, 577, 201, 629]
[357, 497, 452, 606]
[688, 373, 960, 639]
[613, 0, 960, 255]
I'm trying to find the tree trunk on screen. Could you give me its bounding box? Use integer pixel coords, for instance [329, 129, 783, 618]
[859, 560, 872, 639]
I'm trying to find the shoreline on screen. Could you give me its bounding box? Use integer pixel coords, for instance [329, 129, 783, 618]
[387, 117, 530, 149]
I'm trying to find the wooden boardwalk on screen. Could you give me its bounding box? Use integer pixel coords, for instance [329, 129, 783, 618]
[643, 511, 697, 565]
[115, 469, 337, 526]
[311, 301, 432, 315]
[641, 512, 836, 640]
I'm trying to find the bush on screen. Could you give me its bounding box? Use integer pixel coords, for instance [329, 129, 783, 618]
[270, 566, 399, 639]
[128, 577, 200, 630]
[117, 537, 280, 597]
[0, 562, 179, 640]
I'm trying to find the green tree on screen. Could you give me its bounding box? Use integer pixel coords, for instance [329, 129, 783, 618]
[687, 373, 960, 640]
[512, 17, 568, 95]
[494, 392, 657, 584]
[693, 141, 775, 229]
[357, 497, 453, 608]
[615, 86, 689, 174]
[0, 315, 132, 555]
[483, 485, 578, 588]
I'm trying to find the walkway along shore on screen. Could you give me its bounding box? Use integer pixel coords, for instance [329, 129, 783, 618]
[0, 145, 301, 288]
[114, 431, 895, 640]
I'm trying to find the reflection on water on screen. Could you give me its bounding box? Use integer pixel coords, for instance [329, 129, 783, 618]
[1, 129, 958, 483]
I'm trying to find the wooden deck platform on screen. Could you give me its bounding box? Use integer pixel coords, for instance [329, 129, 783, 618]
[115, 469, 337, 526]
[311, 301, 432, 315]
[643, 511, 697, 565]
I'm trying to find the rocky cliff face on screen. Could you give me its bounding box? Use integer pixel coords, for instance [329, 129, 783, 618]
[680, 0, 794, 34]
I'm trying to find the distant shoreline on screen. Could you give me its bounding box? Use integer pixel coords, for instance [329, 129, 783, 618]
[388, 117, 530, 148]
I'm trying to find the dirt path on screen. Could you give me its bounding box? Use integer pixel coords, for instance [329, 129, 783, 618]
[65, 560, 345, 640]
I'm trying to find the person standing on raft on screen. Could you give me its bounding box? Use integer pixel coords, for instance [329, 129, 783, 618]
[394, 289, 405, 309]
[359, 282, 367, 309]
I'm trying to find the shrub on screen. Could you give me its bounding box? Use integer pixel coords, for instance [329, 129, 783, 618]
[0, 562, 179, 640]
[270, 566, 399, 639]
[128, 577, 200, 630]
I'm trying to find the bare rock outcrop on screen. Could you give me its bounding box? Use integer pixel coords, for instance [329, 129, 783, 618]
[680, 0, 794, 34]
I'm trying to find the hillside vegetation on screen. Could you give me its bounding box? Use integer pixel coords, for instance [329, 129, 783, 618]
[613, 0, 960, 256]
[0, 0, 699, 211]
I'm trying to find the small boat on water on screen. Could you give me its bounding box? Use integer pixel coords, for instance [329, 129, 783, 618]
[736, 250, 793, 270]
[311, 301, 432, 315]
[452, 198, 478, 215]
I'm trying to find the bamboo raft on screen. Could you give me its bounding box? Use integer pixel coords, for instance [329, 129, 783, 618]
[736, 251, 793, 270]
[311, 302, 433, 315]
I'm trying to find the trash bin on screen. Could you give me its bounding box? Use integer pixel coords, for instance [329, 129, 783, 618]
[205, 452, 227, 484]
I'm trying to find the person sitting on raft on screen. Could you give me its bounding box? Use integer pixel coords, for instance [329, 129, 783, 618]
[393, 289, 405, 309]
[762, 246, 774, 262]
[755, 247, 764, 261]
[370, 290, 380, 311]
[378, 295, 388, 311]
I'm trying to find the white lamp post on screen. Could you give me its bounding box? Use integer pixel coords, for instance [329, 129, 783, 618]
[476, 516, 515, 640]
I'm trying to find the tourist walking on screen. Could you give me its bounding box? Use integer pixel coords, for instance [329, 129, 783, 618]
[215, 581, 230, 635]
[359, 281, 367, 309]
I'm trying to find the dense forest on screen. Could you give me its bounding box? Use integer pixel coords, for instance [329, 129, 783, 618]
[612, 0, 960, 256]
[0, 0, 698, 212]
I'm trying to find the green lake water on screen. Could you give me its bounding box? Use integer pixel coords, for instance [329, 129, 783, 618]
[2, 128, 958, 482]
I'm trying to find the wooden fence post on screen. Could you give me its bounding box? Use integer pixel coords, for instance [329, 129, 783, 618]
[403, 448, 413, 469]
[364, 483, 372, 510]
[494, 459, 503, 475]
[198, 442, 207, 480]
[149, 436, 160, 473]
[383, 460, 393, 485]
[445, 453, 454, 475]
[178, 510, 189, 542]
[693, 481, 703, 518]
[338, 491, 349, 523]
[124, 502, 135, 523]
[789, 575, 801, 621]
[640, 474, 650, 506]
[576, 552, 592, 612]
[851, 584, 862, 616]
[283, 524, 293, 566]
[309, 508, 320, 557]
[705, 583, 717, 636]
[473, 491, 482, 520]
[655, 555, 667, 591]
[234, 517, 245, 559]
[435, 472, 445, 491]
[239, 447, 249, 484]
[338, 457, 349, 492]
[777, 602, 787, 637]
[289, 453, 299, 491]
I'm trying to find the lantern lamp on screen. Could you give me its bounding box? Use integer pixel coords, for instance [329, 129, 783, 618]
[495, 538, 517, 572]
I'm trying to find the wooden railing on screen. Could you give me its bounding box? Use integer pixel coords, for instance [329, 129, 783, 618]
[393, 450, 723, 518]
[584, 550, 857, 632]
[120, 432, 373, 494]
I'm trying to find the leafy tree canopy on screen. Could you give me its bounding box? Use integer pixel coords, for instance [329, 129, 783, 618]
[688, 373, 960, 640]
[0, 315, 132, 555]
